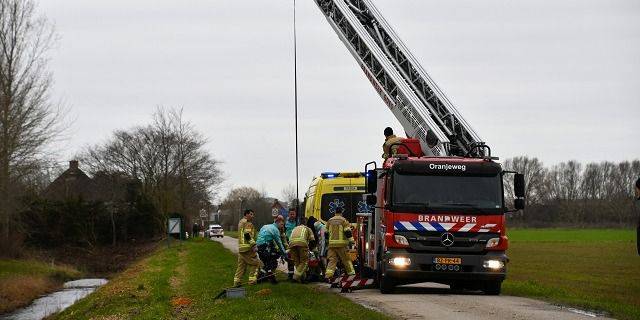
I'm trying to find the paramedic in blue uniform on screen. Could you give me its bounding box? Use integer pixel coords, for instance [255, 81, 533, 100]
[256, 216, 287, 284]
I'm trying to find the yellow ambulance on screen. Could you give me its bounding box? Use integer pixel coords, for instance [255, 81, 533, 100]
[303, 172, 372, 223]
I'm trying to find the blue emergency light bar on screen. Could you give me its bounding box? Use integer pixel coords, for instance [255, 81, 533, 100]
[320, 172, 366, 179]
[321, 172, 339, 178]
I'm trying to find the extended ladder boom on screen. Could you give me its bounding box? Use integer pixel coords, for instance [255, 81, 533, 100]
[315, 0, 485, 157]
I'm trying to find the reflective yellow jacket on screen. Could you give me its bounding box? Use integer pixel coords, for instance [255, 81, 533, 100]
[238, 218, 256, 253]
[382, 135, 404, 160]
[289, 225, 315, 248]
[327, 214, 354, 248]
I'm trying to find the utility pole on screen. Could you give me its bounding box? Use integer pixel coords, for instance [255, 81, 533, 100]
[238, 197, 245, 231]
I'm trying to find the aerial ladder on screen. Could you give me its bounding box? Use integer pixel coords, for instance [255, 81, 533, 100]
[314, 0, 486, 157]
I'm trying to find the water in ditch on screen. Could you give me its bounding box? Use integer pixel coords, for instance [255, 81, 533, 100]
[1, 278, 107, 320]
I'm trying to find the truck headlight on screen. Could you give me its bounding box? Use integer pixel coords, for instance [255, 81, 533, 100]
[485, 237, 500, 248]
[394, 235, 409, 246]
[389, 257, 411, 267]
[483, 260, 504, 270]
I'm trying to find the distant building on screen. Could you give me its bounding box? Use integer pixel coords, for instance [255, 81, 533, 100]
[42, 160, 133, 203]
[43, 160, 98, 202]
[209, 207, 221, 224]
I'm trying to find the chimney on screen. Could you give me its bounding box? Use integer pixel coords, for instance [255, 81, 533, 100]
[69, 160, 79, 170]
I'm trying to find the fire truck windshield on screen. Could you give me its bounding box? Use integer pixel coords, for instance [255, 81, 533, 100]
[392, 173, 502, 212]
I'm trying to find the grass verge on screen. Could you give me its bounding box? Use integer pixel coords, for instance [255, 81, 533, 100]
[52, 238, 389, 320]
[504, 228, 639, 320]
[0, 259, 82, 314]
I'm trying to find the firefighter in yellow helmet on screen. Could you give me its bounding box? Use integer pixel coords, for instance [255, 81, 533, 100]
[233, 209, 263, 286]
[288, 217, 316, 282]
[325, 206, 355, 279]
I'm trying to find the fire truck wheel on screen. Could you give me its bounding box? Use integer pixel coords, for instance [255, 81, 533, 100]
[379, 275, 395, 294]
[483, 281, 502, 295]
[449, 282, 465, 292]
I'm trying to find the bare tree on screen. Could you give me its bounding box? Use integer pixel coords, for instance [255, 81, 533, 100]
[505, 158, 639, 227]
[0, 0, 63, 249]
[618, 160, 640, 197]
[503, 156, 546, 209]
[560, 161, 583, 201]
[80, 107, 223, 232]
[281, 184, 297, 207]
[219, 186, 273, 229]
[545, 161, 583, 223]
[581, 163, 605, 200]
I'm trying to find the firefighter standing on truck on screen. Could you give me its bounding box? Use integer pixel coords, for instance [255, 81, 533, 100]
[382, 127, 404, 160]
[233, 209, 262, 286]
[288, 217, 316, 282]
[325, 207, 355, 279]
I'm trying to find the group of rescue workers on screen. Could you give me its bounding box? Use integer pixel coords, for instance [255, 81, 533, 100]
[233, 206, 355, 286]
[233, 126, 405, 286]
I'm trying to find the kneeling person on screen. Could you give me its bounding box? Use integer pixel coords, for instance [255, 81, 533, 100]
[288, 217, 316, 282]
[256, 216, 287, 283]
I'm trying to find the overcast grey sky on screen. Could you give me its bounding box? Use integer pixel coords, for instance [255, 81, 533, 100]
[42, 0, 639, 201]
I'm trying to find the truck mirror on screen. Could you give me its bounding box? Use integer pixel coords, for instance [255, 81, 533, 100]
[514, 198, 525, 210]
[366, 170, 377, 194]
[366, 194, 377, 206]
[514, 174, 525, 198]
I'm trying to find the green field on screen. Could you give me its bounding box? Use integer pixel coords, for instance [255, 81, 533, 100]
[52, 238, 389, 320]
[0, 259, 81, 314]
[505, 228, 639, 320]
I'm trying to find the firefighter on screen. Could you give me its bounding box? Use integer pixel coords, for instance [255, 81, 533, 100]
[233, 209, 262, 286]
[635, 177, 640, 255]
[285, 209, 298, 280]
[256, 216, 287, 284]
[278, 215, 291, 280]
[382, 127, 404, 160]
[280, 216, 290, 252]
[288, 217, 316, 282]
[325, 207, 355, 280]
[307, 216, 328, 275]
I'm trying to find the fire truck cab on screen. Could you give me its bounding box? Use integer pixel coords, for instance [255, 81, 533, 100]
[359, 150, 525, 294]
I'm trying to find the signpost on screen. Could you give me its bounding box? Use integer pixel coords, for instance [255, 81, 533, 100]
[167, 217, 182, 248]
[199, 209, 208, 231]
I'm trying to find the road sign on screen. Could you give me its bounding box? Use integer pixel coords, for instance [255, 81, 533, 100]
[168, 218, 181, 234]
[199, 209, 208, 218]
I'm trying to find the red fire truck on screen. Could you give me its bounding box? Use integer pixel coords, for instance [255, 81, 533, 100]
[357, 140, 524, 295]
[313, 0, 526, 294]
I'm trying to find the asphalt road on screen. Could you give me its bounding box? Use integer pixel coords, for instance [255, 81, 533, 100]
[213, 236, 611, 320]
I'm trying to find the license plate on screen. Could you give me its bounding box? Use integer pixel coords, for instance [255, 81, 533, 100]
[434, 257, 461, 265]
